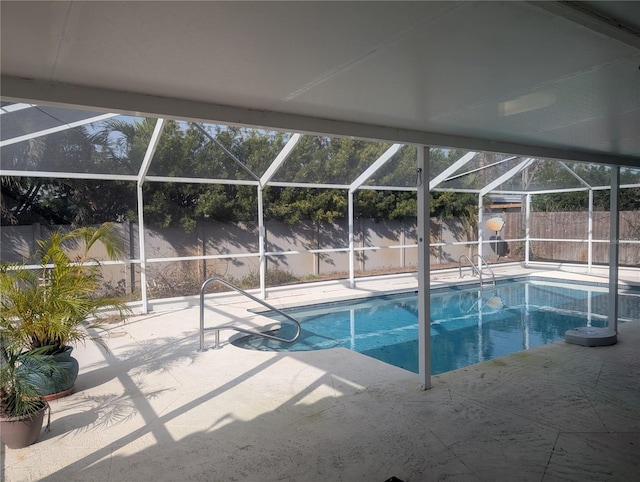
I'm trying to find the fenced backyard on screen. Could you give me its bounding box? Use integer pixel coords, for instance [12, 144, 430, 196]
[2, 210, 638, 300]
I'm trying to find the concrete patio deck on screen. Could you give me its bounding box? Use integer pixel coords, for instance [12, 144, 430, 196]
[2, 265, 639, 481]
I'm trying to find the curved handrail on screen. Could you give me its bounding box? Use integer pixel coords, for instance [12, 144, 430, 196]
[199, 277, 301, 351]
[458, 254, 482, 281]
[458, 254, 496, 289]
[472, 254, 496, 287]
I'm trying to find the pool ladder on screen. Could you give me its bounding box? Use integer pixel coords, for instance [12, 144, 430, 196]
[458, 254, 496, 289]
[198, 277, 301, 351]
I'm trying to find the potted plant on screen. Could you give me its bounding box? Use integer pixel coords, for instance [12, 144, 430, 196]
[0, 222, 130, 398]
[0, 342, 63, 449]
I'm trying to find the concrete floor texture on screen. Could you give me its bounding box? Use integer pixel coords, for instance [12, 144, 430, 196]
[1, 265, 639, 481]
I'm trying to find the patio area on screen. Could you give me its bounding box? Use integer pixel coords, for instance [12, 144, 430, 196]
[2, 3, 639, 480]
[2, 265, 639, 481]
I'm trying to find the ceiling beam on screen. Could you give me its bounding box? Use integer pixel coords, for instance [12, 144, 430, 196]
[429, 151, 477, 190]
[528, 1, 640, 49]
[350, 143, 402, 193]
[2, 75, 638, 167]
[480, 158, 534, 196]
[0, 112, 119, 147]
[261, 133, 302, 188]
[137, 119, 165, 187]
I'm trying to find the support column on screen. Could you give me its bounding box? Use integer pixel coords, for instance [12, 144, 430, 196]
[477, 194, 484, 268]
[137, 184, 148, 313]
[608, 166, 620, 333]
[127, 221, 136, 294]
[258, 187, 266, 299]
[400, 226, 406, 269]
[525, 193, 531, 266]
[417, 146, 431, 389]
[136, 118, 165, 313]
[348, 192, 355, 288]
[588, 189, 593, 273]
[565, 166, 618, 346]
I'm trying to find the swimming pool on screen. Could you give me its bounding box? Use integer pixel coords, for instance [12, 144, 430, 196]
[232, 278, 640, 374]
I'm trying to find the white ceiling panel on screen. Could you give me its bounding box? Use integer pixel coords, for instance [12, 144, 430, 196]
[1, 1, 639, 165]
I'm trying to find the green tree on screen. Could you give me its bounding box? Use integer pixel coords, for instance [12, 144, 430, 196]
[532, 163, 640, 212]
[1, 124, 138, 226]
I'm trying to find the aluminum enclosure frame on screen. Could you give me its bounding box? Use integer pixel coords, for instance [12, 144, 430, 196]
[1, 102, 638, 389]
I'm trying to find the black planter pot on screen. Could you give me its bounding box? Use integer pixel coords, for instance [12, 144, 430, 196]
[0, 402, 47, 449]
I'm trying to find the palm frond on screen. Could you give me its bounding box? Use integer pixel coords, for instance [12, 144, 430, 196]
[1, 222, 131, 354]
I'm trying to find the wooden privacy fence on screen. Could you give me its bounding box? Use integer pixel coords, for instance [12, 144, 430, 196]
[2, 210, 638, 298]
[500, 210, 639, 265]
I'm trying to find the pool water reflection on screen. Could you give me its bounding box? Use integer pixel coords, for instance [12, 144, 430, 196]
[233, 279, 640, 374]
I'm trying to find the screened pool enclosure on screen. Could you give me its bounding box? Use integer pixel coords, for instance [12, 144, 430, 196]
[2, 101, 639, 386]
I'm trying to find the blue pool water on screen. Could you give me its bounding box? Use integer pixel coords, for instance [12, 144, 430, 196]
[233, 279, 640, 374]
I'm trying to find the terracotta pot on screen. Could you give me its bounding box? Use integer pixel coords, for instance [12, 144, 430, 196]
[0, 403, 47, 449]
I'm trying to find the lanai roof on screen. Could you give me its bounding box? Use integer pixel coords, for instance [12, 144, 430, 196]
[1, 1, 639, 168]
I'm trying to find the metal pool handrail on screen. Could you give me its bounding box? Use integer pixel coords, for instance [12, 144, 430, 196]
[458, 254, 482, 281]
[198, 277, 301, 351]
[458, 254, 496, 288]
[473, 254, 496, 288]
